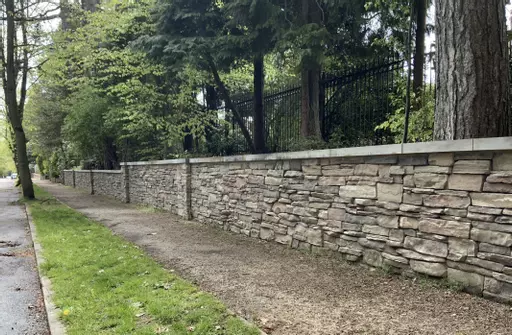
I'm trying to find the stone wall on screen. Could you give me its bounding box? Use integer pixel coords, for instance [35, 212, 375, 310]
[128, 161, 189, 218]
[92, 171, 124, 201]
[63, 171, 74, 187]
[60, 138, 512, 303]
[74, 171, 92, 193]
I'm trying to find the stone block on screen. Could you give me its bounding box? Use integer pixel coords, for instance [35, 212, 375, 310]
[275, 234, 292, 245]
[327, 208, 346, 221]
[260, 228, 275, 241]
[423, 194, 470, 209]
[482, 182, 512, 193]
[496, 216, 512, 224]
[493, 273, 512, 284]
[484, 277, 512, 303]
[414, 166, 452, 174]
[363, 249, 383, 267]
[377, 215, 399, 228]
[382, 253, 408, 264]
[479, 243, 510, 255]
[345, 213, 376, 225]
[398, 155, 428, 166]
[403, 192, 423, 205]
[284, 170, 304, 178]
[265, 176, 282, 186]
[447, 268, 484, 294]
[477, 252, 512, 266]
[362, 225, 389, 236]
[446, 260, 494, 277]
[403, 175, 415, 187]
[470, 193, 512, 209]
[410, 260, 447, 277]
[400, 217, 419, 229]
[453, 160, 491, 174]
[493, 153, 512, 171]
[428, 153, 454, 167]
[487, 172, 512, 184]
[418, 218, 470, 238]
[465, 257, 504, 272]
[389, 229, 405, 242]
[358, 238, 385, 251]
[471, 228, 512, 247]
[447, 238, 477, 261]
[302, 165, 322, 176]
[354, 164, 379, 176]
[396, 249, 445, 262]
[448, 174, 484, 192]
[399, 204, 422, 212]
[404, 237, 448, 258]
[389, 166, 406, 176]
[306, 228, 323, 246]
[413, 173, 448, 189]
[377, 183, 403, 203]
[468, 206, 502, 215]
[472, 221, 512, 234]
[318, 176, 345, 186]
[322, 168, 354, 177]
[466, 212, 495, 222]
[339, 185, 376, 199]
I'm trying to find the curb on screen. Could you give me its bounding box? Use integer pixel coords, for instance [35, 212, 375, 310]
[25, 204, 67, 335]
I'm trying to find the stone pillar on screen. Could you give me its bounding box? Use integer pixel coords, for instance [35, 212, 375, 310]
[122, 163, 130, 203]
[90, 170, 94, 195]
[184, 159, 192, 220]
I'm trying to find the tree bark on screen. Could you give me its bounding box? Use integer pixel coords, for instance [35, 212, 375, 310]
[412, 0, 427, 95]
[60, 0, 72, 30]
[434, 0, 510, 140]
[253, 54, 266, 153]
[300, 0, 323, 139]
[5, 0, 34, 198]
[81, 0, 99, 12]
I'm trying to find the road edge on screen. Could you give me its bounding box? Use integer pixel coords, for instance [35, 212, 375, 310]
[25, 204, 67, 335]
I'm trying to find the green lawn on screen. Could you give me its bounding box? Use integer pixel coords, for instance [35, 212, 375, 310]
[26, 186, 260, 335]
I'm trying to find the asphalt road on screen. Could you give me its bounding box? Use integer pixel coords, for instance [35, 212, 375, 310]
[0, 179, 48, 335]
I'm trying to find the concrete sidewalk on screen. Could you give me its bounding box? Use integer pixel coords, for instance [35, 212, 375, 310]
[0, 179, 49, 335]
[38, 180, 512, 335]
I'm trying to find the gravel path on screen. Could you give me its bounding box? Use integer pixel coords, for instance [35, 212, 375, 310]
[38, 180, 512, 335]
[0, 179, 49, 335]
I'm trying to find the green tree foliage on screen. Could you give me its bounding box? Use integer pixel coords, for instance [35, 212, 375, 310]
[26, 0, 436, 170]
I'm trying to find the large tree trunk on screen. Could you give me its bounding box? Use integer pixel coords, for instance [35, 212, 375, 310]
[82, 0, 100, 12]
[412, 0, 427, 95]
[300, 0, 323, 139]
[434, 0, 510, 140]
[5, 0, 34, 198]
[60, 0, 72, 30]
[253, 54, 266, 153]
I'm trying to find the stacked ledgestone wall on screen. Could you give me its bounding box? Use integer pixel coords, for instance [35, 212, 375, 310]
[61, 138, 512, 303]
[92, 171, 124, 201]
[74, 171, 92, 193]
[63, 171, 74, 187]
[127, 160, 190, 218]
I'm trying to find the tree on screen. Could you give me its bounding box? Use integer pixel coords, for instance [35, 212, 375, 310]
[1, 0, 58, 198]
[434, 0, 510, 140]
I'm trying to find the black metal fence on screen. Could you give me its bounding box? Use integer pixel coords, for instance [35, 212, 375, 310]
[215, 52, 437, 155]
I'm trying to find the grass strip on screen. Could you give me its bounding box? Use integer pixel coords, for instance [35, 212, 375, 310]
[26, 186, 260, 335]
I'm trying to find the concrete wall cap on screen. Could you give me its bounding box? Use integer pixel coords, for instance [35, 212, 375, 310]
[102, 137, 511, 167]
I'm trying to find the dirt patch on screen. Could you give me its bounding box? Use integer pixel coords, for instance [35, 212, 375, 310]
[39, 180, 512, 335]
